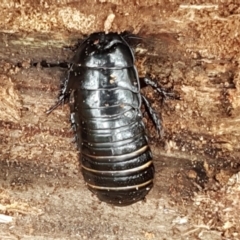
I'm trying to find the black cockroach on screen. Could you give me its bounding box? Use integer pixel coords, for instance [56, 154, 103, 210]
[47, 32, 176, 206]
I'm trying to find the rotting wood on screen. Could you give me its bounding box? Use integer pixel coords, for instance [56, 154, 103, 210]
[0, 1, 240, 239]
[0, 2, 239, 183]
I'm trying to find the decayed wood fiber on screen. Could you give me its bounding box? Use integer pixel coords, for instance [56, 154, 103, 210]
[0, 2, 240, 239]
[0, 1, 240, 171]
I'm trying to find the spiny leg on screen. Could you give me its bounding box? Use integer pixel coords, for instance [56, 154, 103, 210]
[140, 76, 179, 101]
[46, 66, 74, 114]
[45, 40, 83, 114]
[46, 86, 70, 114]
[141, 95, 161, 135]
[46, 94, 69, 114]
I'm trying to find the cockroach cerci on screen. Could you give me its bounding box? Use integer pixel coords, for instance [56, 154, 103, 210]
[47, 32, 175, 206]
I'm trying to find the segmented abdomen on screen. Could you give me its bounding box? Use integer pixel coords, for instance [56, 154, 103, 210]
[71, 66, 154, 205]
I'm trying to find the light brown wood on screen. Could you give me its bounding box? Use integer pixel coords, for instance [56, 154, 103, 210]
[0, 1, 240, 238]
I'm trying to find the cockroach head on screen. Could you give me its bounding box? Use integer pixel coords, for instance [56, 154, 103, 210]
[87, 32, 123, 52]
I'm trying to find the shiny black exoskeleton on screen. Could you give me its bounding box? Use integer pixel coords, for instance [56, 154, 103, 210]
[48, 32, 171, 205]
